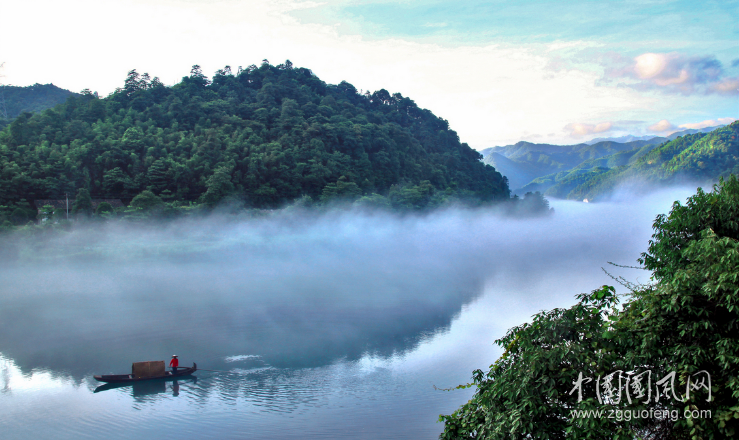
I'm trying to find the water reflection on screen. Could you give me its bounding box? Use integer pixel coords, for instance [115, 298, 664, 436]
[94, 377, 196, 398]
[0, 193, 692, 439]
[0, 197, 680, 381]
[0, 258, 481, 380]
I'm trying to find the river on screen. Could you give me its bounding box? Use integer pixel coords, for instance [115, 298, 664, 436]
[0, 188, 693, 439]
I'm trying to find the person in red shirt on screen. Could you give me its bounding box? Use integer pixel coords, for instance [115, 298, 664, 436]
[170, 355, 179, 373]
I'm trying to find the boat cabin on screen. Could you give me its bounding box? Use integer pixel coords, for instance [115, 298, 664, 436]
[132, 361, 165, 379]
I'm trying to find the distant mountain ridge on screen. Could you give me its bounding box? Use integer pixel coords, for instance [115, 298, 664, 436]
[0, 83, 77, 128]
[584, 134, 664, 144]
[481, 138, 666, 191]
[584, 125, 724, 145]
[566, 122, 739, 201]
[480, 123, 738, 200]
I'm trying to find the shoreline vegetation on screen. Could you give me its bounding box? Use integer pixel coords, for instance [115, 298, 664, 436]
[0, 194, 551, 262]
[0, 186, 553, 244]
[439, 175, 739, 439]
[0, 184, 552, 231]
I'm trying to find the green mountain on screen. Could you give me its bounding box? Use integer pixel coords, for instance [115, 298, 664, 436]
[567, 122, 739, 200]
[0, 62, 510, 215]
[481, 138, 664, 191]
[519, 141, 665, 198]
[0, 83, 78, 129]
[481, 123, 737, 200]
[583, 125, 723, 144]
[482, 151, 539, 192]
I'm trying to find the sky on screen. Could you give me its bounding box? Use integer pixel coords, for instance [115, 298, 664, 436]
[0, 0, 737, 148]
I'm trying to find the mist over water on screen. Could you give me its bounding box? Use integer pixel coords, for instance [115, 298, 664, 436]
[0, 186, 697, 439]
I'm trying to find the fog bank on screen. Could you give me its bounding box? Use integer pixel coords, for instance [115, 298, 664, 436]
[0, 186, 696, 378]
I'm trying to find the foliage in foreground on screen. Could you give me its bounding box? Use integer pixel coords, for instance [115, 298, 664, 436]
[440, 175, 739, 439]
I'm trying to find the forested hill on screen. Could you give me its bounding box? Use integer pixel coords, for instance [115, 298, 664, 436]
[482, 123, 738, 200]
[565, 121, 739, 200]
[0, 83, 77, 129]
[481, 138, 665, 191]
[0, 62, 510, 214]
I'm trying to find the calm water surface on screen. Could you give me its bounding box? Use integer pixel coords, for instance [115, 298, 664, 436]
[0, 192, 690, 439]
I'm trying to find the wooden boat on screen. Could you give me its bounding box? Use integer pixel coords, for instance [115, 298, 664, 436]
[93, 375, 196, 393]
[94, 363, 197, 383]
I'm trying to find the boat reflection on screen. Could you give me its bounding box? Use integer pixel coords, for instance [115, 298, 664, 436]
[94, 376, 196, 396]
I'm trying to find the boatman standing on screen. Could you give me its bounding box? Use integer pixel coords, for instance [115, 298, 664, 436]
[170, 355, 179, 373]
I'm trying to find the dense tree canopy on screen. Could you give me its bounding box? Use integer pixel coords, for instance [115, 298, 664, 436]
[565, 123, 739, 201]
[0, 62, 511, 218]
[440, 176, 739, 439]
[0, 83, 77, 129]
[486, 122, 738, 201]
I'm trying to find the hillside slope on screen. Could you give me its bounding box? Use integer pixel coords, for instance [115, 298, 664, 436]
[0, 62, 510, 212]
[0, 84, 77, 128]
[568, 121, 739, 200]
[482, 138, 664, 194]
[519, 141, 664, 198]
[482, 151, 539, 190]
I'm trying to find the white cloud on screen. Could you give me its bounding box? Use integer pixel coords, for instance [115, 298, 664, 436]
[647, 119, 676, 133]
[709, 77, 739, 95]
[0, 0, 731, 148]
[646, 117, 736, 135]
[564, 121, 614, 137]
[634, 53, 671, 80]
[679, 117, 737, 130]
[607, 52, 726, 95]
